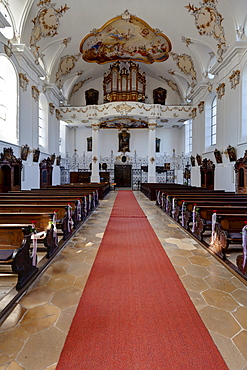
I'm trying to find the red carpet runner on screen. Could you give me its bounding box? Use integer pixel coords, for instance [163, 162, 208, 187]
[57, 191, 227, 369]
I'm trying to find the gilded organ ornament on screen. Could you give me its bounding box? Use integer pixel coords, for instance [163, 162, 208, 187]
[185, 0, 226, 62]
[80, 10, 172, 64]
[30, 1, 70, 62]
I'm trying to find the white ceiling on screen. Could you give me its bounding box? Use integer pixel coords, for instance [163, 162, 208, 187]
[1, 0, 247, 128]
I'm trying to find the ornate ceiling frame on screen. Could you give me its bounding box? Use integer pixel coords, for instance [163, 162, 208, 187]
[80, 10, 172, 65]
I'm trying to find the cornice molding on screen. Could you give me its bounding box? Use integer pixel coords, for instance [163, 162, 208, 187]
[210, 41, 247, 76]
[187, 81, 209, 101]
[12, 44, 45, 78]
[0, 11, 11, 28]
[46, 83, 64, 101]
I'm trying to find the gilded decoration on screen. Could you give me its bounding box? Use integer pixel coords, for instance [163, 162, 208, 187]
[19, 73, 29, 91]
[69, 78, 91, 99]
[181, 36, 192, 47]
[30, 1, 70, 62]
[62, 37, 71, 47]
[114, 103, 135, 114]
[191, 107, 197, 118]
[229, 70, 240, 90]
[207, 82, 213, 92]
[148, 123, 157, 131]
[80, 10, 172, 64]
[103, 61, 146, 103]
[198, 101, 204, 113]
[185, 0, 226, 62]
[170, 52, 197, 87]
[4, 40, 12, 57]
[100, 117, 148, 129]
[31, 86, 40, 101]
[49, 103, 55, 114]
[56, 109, 62, 120]
[159, 76, 182, 98]
[56, 54, 81, 88]
[216, 83, 225, 99]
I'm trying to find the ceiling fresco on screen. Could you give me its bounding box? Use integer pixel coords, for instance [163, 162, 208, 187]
[80, 10, 172, 65]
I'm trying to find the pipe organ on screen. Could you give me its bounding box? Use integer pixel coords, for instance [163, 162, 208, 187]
[103, 61, 146, 103]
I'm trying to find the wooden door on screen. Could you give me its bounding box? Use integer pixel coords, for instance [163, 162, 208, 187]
[114, 165, 132, 187]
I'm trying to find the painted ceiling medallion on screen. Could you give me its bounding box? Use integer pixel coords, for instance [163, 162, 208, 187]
[185, 0, 226, 62]
[80, 10, 172, 64]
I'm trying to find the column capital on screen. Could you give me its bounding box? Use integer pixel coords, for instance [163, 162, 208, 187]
[148, 123, 157, 131]
[91, 122, 100, 131]
[147, 117, 157, 130]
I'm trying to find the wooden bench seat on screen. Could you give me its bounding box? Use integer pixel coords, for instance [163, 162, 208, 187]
[0, 226, 38, 290]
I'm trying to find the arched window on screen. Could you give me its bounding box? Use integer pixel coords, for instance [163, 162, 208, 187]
[241, 62, 247, 139]
[0, 55, 18, 144]
[59, 120, 67, 156]
[184, 119, 192, 154]
[211, 96, 217, 146]
[205, 93, 217, 148]
[38, 93, 48, 150]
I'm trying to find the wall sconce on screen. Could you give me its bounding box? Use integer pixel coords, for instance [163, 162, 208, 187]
[92, 156, 98, 163]
[150, 157, 155, 163]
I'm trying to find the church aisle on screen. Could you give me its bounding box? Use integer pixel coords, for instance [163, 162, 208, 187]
[0, 191, 246, 369]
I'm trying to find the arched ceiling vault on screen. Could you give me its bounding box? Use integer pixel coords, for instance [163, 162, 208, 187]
[1, 0, 246, 110]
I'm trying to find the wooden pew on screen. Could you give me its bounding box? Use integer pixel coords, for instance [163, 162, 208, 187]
[0, 226, 38, 290]
[208, 213, 247, 260]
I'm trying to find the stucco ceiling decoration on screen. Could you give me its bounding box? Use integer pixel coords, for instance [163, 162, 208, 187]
[100, 117, 148, 129]
[55, 53, 81, 89]
[80, 10, 172, 64]
[69, 77, 92, 99]
[30, 1, 70, 63]
[185, 0, 226, 62]
[170, 52, 197, 88]
[159, 76, 182, 99]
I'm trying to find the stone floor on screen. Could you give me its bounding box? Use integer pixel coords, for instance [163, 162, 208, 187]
[0, 190, 247, 370]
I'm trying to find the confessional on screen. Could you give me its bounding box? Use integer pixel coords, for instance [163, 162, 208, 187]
[235, 150, 247, 194]
[0, 148, 22, 193]
[39, 157, 53, 188]
[200, 158, 215, 190]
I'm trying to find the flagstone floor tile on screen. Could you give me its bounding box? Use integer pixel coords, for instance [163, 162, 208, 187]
[0, 190, 247, 370]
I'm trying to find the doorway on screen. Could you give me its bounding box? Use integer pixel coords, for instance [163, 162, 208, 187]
[114, 165, 132, 187]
